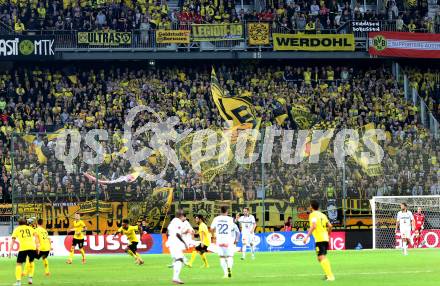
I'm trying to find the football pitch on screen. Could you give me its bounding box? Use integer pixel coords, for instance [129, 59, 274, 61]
[0, 249, 439, 286]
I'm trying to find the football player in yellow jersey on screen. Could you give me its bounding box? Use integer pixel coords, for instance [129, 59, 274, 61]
[35, 219, 51, 276]
[303, 200, 335, 281]
[188, 215, 211, 268]
[113, 219, 144, 265]
[9, 218, 40, 286]
[66, 213, 87, 264]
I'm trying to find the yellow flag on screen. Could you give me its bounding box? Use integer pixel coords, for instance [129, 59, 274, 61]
[211, 68, 258, 128]
[35, 146, 47, 164]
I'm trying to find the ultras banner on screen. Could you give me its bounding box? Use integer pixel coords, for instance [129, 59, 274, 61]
[273, 33, 355, 51]
[369, 32, 440, 58]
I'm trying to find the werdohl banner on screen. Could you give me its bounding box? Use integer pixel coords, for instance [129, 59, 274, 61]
[369, 32, 440, 58]
[192, 24, 243, 41]
[273, 33, 355, 51]
[156, 30, 190, 44]
[78, 31, 132, 46]
[0, 36, 54, 59]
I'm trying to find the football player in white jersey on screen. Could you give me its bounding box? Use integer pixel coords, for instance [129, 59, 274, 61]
[236, 207, 256, 260]
[166, 210, 189, 284]
[395, 202, 415, 256]
[211, 206, 240, 278]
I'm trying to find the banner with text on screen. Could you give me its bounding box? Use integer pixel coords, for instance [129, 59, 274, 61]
[273, 33, 355, 51]
[0, 234, 163, 257]
[156, 30, 190, 44]
[247, 22, 270, 45]
[0, 36, 54, 59]
[369, 32, 440, 58]
[78, 31, 132, 46]
[192, 24, 243, 41]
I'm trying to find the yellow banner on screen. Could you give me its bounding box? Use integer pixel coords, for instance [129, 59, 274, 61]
[247, 22, 270, 45]
[77, 201, 113, 214]
[156, 30, 190, 44]
[192, 24, 243, 41]
[16, 202, 128, 234]
[78, 31, 132, 46]
[273, 33, 355, 51]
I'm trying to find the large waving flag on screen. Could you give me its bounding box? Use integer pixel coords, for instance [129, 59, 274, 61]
[211, 68, 259, 129]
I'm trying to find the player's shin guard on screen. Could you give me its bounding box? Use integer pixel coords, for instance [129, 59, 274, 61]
[43, 258, 50, 274]
[173, 259, 183, 281]
[241, 245, 246, 258]
[201, 253, 209, 267]
[320, 258, 334, 279]
[28, 262, 35, 277]
[15, 265, 22, 281]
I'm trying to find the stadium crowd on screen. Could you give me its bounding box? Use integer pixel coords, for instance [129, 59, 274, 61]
[0, 0, 437, 33]
[0, 63, 439, 207]
[406, 67, 440, 119]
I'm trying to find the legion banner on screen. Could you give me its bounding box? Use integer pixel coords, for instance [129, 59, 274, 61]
[369, 32, 440, 58]
[192, 23, 243, 41]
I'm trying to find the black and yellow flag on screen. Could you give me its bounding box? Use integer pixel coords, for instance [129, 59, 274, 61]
[346, 123, 383, 177]
[211, 68, 258, 128]
[290, 104, 315, 129]
[273, 98, 289, 126]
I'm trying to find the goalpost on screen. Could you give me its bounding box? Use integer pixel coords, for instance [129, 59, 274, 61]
[371, 195, 440, 249]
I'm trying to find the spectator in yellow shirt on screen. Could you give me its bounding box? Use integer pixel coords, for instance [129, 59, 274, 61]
[14, 19, 25, 33]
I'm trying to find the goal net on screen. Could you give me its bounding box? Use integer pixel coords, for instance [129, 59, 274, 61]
[371, 196, 440, 249]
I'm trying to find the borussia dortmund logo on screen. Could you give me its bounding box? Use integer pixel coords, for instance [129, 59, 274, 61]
[249, 23, 269, 45]
[19, 40, 34, 55]
[373, 35, 387, 51]
[78, 32, 88, 44]
[121, 33, 131, 43]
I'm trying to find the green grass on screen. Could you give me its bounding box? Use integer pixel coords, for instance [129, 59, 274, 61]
[1, 249, 439, 286]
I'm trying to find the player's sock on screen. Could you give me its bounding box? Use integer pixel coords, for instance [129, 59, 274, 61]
[201, 253, 209, 267]
[22, 260, 29, 276]
[68, 247, 74, 260]
[15, 265, 22, 281]
[189, 251, 197, 266]
[220, 258, 228, 276]
[43, 258, 50, 274]
[80, 248, 86, 260]
[403, 240, 408, 255]
[127, 249, 135, 257]
[226, 257, 233, 269]
[320, 258, 334, 279]
[241, 245, 246, 258]
[28, 262, 35, 277]
[250, 244, 255, 257]
[173, 259, 183, 281]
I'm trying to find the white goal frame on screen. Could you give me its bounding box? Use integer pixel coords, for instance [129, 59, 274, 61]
[371, 195, 440, 249]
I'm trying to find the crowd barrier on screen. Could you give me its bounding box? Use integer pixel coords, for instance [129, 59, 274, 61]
[1, 229, 438, 257]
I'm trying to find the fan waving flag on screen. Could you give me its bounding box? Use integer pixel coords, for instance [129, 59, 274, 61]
[211, 68, 259, 128]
